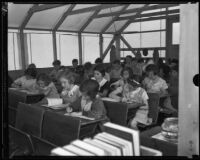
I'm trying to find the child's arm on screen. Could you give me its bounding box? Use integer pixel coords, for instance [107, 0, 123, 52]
[66, 97, 82, 113]
[98, 89, 109, 98]
[109, 87, 122, 102]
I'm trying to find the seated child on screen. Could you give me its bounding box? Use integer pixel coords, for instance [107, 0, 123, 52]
[49, 60, 61, 81]
[109, 79, 150, 129]
[95, 57, 103, 65]
[11, 68, 37, 90]
[66, 79, 107, 120]
[83, 62, 94, 80]
[93, 64, 110, 97]
[35, 73, 60, 98]
[110, 67, 140, 91]
[59, 71, 81, 104]
[109, 60, 123, 83]
[71, 59, 79, 72]
[27, 63, 36, 69]
[142, 64, 177, 113]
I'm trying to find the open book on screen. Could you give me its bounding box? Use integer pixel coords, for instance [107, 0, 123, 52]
[42, 98, 66, 109]
[64, 112, 95, 120]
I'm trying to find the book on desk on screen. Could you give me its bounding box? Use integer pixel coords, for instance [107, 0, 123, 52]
[51, 122, 162, 156]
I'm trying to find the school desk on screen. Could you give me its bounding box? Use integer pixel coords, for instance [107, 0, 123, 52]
[140, 126, 177, 156]
[8, 88, 45, 108]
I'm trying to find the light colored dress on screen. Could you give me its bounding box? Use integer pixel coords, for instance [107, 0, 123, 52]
[13, 76, 36, 90]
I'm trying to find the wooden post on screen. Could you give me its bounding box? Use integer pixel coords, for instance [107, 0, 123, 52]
[178, 3, 199, 157]
[19, 30, 26, 69]
[78, 33, 83, 65]
[99, 34, 103, 58]
[115, 34, 121, 60]
[52, 31, 57, 61]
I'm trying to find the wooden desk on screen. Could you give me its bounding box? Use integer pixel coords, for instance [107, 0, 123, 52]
[140, 126, 177, 156]
[8, 88, 44, 108]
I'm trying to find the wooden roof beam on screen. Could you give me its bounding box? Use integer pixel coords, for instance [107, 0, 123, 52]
[116, 9, 179, 21]
[96, 4, 179, 19]
[101, 4, 130, 34]
[32, 4, 65, 12]
[53, 4, 75, 31]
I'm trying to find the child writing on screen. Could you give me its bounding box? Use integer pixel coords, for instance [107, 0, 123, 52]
[11, 68, 37, 90]
[142, 64, 177, 113]
[66, 79, 107, 120]
[109, 79, 150, 129]
[59, 71, 81, 105]
[93, 64, 110, 98]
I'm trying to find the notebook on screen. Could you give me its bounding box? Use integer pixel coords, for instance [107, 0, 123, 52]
[63, 144, 95, 156]
[51, 147, 76, 156]
[42, 98, 66, 109]
[64, 113, 95, 120]
[71, 140, 106, 156]
[100, 132, 133, 155]
[83, 138, 113, 156]
[103, 122, 140, 156]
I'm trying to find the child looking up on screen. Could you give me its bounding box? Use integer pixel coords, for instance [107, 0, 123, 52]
[93, 64, 110, 98]
[66, 79, 107, 120]
[11, 68, 37, 90]
[59, 71, 81, 104]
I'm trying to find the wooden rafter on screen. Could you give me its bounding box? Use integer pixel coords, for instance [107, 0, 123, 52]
[116, 9, 180, 21]
[101, 4, 130, 34]
[79, 5, 103, 33]
[53, 4, 76, 31]
[120, 35, 135, 56]
[96, 4, 179, 19]
[32, 4, 64, 12]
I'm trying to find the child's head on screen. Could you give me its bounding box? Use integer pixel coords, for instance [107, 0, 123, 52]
[27, 63, 36, 69]
[80, 79, 99, 101]
[24, 68, 37, 80]
[84, 62, 93, 71]
[125, 55, 132, 64]
[94, 64, 105, 81]
[72, 59, 78, 68]
[95, 58, 103, 64]
[121, 67, 134, 80]
[36, 73, 51, 88]
[170, 65, 178, 77]
[52, 60, 61, 70]
[59, 71, 77, 90]
[124, 79, 140, 93]
[112, 60, 121, 69]
[145, 64, 159, 80]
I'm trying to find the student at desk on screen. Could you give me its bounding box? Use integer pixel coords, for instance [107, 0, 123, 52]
[49, 60, 61, 81]
[142, 64, 177, 113]
[109, 79, 150, 129]
[11, 68, 37, 90]
[59, 71, 81, 104]
[66, 79, 107, 120]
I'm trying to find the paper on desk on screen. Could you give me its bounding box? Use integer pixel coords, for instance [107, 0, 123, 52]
[101, 97, 120, 102]
[64, 113, 95, 120]
[152, 132, 177, 144]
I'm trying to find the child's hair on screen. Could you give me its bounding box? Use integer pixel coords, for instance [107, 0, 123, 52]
[36, 73, 52, 86]
[24, 68, 37, 78]
[72, 59, 78, 64]
[171, 65, 178, 73]
[84, 62, 93, 71]
[59, 71, 77, 84]
[145, 64, 159, 75]
[80, 79, 99, 100]
[112, 59, 121, 65]
[121, 67, 134, 79]
[94, 64, 106, 77]
[59, 66, 65, 70]
[52, 60, 61, 66]
[28, 63, 36, 69]
[95, 58, 103, 64]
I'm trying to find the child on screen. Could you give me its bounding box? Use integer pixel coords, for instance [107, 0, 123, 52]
[109, 79, 150, 129]
[95, 57, 103, 65]
[59, 71, 81, 104]
[93, 64, 110, 98]
[109, 60, 123, 83]
[83, 62, 94, 80]
[49, 60, 61, 81]
[142, 64, 177, 113]
[35, 73, 60, 98]
[110, 67, 140, 91]
[11, 68, 37, 90]
[27, 63, 36, 69]
[124, 55, 133, 68]
[72, 59, 78, 72]
[66, 79, 107, 120]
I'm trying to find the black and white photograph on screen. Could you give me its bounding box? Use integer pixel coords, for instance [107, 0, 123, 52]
[2, 1, 199, 158]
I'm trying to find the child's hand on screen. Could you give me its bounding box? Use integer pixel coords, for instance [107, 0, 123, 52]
[83, 104, 92, 112]
[121, 97, 127, 102]
[66, 106, 73, 113]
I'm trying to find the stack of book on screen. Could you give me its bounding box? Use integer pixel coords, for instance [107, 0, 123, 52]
[51, 122, 162, 156]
